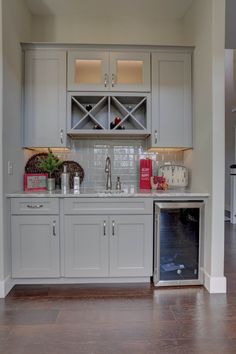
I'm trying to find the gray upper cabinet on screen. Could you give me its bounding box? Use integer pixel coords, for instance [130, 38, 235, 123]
[148, 51, 192, 148]
[67, 50, 150, 92]
[24, 49, 67, 147]
[67, 51, 109, 91]
[109, 52, 150, 92]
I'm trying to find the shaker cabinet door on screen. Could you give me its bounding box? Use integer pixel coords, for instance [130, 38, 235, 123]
[11, 215, 60, 278]
[64, 215, 109, 277]
[24, 49, 67, 147]
[67, 50, 150, 92]
[109, 52, 150, 92]
[109, 215, 153, 277]
[150, 52, 192, 148]
[67, 51, 109, 91]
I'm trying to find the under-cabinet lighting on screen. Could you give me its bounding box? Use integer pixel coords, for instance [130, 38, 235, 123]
[24, 147, 71, 153]
[147, 147, 193, 153]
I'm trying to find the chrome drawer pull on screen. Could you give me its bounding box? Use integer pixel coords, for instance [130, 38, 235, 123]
[27, 204, 43, 209]
[53, 220, 56, 236]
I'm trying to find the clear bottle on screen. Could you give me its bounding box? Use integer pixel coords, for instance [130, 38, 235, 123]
[73, 172, 80, 191]
[61, 165, 70, 191]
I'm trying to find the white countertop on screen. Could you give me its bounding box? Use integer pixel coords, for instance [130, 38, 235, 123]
[7, 188, 209, 198]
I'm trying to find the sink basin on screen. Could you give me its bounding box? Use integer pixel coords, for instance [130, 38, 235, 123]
[96, 189, 125, 194]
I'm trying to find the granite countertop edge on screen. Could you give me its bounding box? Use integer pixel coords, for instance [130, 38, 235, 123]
[6, 190, 210, 198]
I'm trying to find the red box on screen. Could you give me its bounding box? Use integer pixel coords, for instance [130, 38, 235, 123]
[24, 173, 48, 192]
[140, 159, 152, 189]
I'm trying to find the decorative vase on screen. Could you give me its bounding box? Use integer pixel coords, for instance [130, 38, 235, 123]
[47, 177, 55, 191]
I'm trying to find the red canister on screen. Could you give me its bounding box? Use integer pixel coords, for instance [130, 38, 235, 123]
[140, 159, 152, 189]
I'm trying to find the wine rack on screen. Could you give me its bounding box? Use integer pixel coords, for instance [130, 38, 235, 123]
[67, 92, 150, 136]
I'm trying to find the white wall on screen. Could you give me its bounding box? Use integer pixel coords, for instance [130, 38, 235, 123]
[183, 0, 226, 292]
[0, 0, 31, 295]
[31, 14, 185, 45]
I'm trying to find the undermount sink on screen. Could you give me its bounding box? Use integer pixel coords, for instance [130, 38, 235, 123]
[96, 189, 125, 194]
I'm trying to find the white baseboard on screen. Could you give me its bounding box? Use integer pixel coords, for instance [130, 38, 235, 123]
[204, 271, 227, 293]
[0, 275, 15, 298]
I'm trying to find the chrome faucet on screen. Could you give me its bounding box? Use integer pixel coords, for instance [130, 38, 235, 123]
[105, 156, 112, 190]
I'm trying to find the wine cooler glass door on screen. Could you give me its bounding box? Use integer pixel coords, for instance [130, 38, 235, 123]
[154, 201, 204, 286]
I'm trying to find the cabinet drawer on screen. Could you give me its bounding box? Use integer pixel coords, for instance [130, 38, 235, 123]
[64, 198, 153, 215]
[11, 198, 59, 215]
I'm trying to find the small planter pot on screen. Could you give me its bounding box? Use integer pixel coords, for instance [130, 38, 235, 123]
[47, 178, 55, 191]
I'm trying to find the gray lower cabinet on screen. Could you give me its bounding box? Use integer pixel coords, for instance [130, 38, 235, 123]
[64, 215, 109, 277]
[11, 215, 60, 278]
[109, 215, 153, 277]
[64, 214, 152, 278]
[10, 197, 153, 280]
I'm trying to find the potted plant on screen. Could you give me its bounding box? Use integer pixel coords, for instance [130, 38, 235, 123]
[38, 149, 63, 191]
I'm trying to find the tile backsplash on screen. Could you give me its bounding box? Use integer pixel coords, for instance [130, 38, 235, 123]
[24, 139, 184, 189]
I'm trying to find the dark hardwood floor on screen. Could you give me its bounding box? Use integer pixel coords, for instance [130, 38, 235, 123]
[1, 222, 236, 354]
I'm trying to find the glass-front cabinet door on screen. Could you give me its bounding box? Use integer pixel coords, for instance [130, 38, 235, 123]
[110, 52, 150, 92]
[67, 51, 109, 91]
[67, 50, 150, 92]
[154, 201, 204, 287]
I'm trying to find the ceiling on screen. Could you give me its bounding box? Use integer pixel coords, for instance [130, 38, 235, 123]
[26, 0, 194, 20]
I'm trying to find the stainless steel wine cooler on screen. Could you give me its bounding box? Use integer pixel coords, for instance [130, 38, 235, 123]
[154, 201, 204, 287]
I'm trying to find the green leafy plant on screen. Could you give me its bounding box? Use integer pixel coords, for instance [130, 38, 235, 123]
[38, 149, 63, 178]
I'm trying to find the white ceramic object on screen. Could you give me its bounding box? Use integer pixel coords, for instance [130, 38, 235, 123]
[158, 165, 188, 188]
